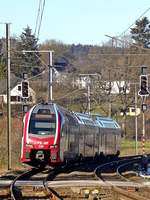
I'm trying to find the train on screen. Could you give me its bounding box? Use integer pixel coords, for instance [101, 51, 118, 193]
[21, 102, 121, 167]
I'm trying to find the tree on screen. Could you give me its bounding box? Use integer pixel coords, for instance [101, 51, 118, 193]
[14, 26, 40, 77]
[0, 60, 5, 79]
[130, 17, 150, 48]
[0, 40, 6, 79]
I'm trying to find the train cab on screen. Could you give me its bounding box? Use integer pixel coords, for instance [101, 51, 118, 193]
[21, 103, 62, 166]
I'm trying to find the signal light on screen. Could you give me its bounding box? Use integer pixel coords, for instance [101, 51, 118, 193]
[22, 81, 29, 98]
[139, 75, 149, 96]
[141, 103, 147, 113]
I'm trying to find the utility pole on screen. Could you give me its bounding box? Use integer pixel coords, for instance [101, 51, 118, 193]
[49, 51, 53, 102]
[87, 83, 91, 115]
[6, 23, 11, 170]
[79, 73, 99, 115]
[142, 104, 145, 155]
[108, 69, 112, 117]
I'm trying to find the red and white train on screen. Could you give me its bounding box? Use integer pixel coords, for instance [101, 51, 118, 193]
[21, 102, 121, 167]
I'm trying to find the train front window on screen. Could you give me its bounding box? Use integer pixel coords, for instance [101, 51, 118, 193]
[29, 104, 56, 136]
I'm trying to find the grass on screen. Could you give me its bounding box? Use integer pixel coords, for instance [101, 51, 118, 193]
[120, 138, 150, 156]
[0, 114, 23, 169]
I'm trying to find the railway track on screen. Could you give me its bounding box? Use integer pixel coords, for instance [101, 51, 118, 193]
[9, 160, 92, 199]
[10, 167, 61, 200]
[95, 155, 150, 200]
[0, 155, 149, 199]
[117, 158, 150, 199]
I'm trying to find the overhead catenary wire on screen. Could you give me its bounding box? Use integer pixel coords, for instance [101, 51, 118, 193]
[34, 0, 42, 36]
[119, 7, 150, 37]
[34, 0, 46, 39]
[55, 88, 83, 100]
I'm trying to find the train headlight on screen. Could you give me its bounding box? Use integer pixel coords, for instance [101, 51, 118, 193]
[26, 143, 33, 148]
[49, 144, 58, 149]
[51, 152, 58, 160]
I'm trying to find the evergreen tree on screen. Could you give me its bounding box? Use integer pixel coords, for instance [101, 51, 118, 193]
[15, 25, 41, 77]
[130, 17, 150, 48]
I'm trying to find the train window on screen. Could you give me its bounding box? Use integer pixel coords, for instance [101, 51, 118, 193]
[66, 114, 77, 126]
[97, 121, 104, 127]
[35, 114, 53, 119]
[102, 122, 116, 128]
[29, 115, 56, 136]
[29, 104, 56, 136]
[75, 115, 82, 123]
[114, 122, 120, 129]
[82, 119, 94, 126]
[35, 122, 55, 129]
[33, 104, 55, 114]
[38, 109, 50, 114]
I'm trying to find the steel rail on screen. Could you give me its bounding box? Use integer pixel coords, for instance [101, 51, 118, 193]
[94, 155, 148, 200]
[116, 158, 141, 181]
[43, 166, 63, 200]
[117, 158, 150, 200]
[10, 167, 45, 200]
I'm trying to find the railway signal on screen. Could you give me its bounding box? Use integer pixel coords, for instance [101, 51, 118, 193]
[22, 105, 28, 113]
[138, 66, 149, 156]
[139, 75, 149, 96]
[22, 81, 29, 98]
[139, 66, 149, 97]
[141, 103, 147, 113]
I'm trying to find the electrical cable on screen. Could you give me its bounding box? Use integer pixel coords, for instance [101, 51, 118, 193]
[37, 0, 45, 39]
[34, 0, 46, 39]
[34, 0, 42, 37]
[55, 88, 82, 100]
[119, 7, 150, 37]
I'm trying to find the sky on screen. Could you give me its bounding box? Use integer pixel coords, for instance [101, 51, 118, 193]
[0, 0, 150, 45]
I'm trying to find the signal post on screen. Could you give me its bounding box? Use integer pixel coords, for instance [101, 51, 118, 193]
[22, 73, 29, 114]
[138, 66, 149, 155]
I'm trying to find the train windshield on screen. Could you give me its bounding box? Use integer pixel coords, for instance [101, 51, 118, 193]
[29, 104, 56, 136]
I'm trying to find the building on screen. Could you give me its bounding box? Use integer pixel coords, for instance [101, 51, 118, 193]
[108, 81, 130, 94]
[1, 83, 36, 105]
[120, 107, 141, 116]
[73, 77, 130, 95]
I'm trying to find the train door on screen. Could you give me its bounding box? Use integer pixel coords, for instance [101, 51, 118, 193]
[100, 130, 104, 154]
[61, 121, 70, 160]
[114, 135, 117, 153]
[79, 125, 84, 157]
[94, 129, 99, 156]
[85, 126, 93, 157]
[66, 113, 79, 159]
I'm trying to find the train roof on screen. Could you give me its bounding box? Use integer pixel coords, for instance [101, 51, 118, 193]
[92, 114, 120, 129]
[32, 103, 120, 129]
[74, 112, 96, 126]
[74, 112, 120, 129]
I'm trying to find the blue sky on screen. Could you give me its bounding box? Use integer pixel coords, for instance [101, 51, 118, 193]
[0, 0, 150, 45]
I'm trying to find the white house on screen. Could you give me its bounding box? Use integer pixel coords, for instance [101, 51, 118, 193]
[2, 83, 36, 105]
[73, 77, 130, 94]
[108, 81, 130, 94]
[73, 76, 88, 89]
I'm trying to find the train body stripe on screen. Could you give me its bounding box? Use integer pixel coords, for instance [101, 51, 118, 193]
[21, 105, 36, 159]
[54, 104, 59, 145]
[26, 105, 36, 144]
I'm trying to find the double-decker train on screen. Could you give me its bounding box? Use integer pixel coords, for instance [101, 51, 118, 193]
[21, 102, 121, 167]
